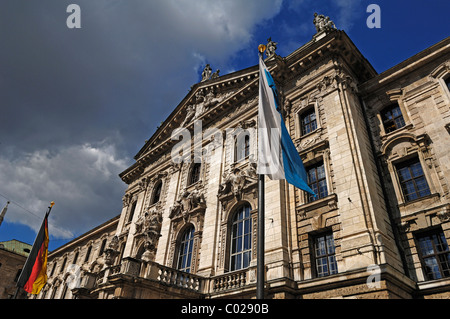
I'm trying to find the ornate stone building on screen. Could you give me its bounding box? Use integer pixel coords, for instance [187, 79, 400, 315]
[35, 14, 450, 299]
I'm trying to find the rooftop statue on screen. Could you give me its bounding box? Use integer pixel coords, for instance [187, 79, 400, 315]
[313, 12, 336, 33]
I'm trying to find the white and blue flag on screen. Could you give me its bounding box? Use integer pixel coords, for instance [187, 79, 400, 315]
[257, 55, 316, 196]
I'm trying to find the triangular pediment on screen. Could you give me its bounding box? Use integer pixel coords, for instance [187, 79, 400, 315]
[134, 65, 260, 162]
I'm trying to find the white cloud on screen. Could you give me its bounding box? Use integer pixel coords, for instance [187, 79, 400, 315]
[0, 143, 129, 239]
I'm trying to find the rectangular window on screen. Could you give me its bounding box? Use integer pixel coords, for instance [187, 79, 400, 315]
[189, 163, 201, 185]
[381, 104, 406, 133]
[396, 157, 431, 202]
[306, 162, 328, 203]
[312, 232, 338, 278]
[300, 109, 317, 136]
[416, 229, 450, 281]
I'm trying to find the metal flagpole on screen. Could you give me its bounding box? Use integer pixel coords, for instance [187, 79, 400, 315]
[256, 44, 266, 300]
[257, 173, 265, 299]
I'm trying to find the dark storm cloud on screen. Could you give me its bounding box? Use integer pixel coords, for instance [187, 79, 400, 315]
[0, 0, 283, 239]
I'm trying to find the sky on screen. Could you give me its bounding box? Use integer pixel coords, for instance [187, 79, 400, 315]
[0, 0, 449, 252]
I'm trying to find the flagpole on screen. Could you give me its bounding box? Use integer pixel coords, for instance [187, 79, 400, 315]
[256, 44, 266, 300]
[257, 173, 265, 299]
[13, 201, 54, 299]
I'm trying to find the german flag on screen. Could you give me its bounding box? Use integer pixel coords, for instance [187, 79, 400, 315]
[16, 204, 52, 295]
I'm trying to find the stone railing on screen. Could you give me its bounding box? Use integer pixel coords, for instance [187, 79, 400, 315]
[212, 267, 256, 293]
[157, 264, 203, 292]
[103, 257, 256, 295]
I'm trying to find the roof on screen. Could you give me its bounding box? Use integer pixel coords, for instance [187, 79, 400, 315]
[0, 239, 32, 257]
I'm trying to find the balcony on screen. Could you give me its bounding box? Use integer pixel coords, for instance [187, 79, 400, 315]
[91, 257, 257, 298]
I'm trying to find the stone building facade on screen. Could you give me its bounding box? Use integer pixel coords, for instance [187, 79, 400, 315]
[33, 15, 450, 299]
[0, 240, 31, 299]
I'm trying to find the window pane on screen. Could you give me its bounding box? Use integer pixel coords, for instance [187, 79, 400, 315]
[417, 230, 450, 281]
[328, 255, 338, 275]
[177, 226, 195, 272]
[230, 204, 252, 271]
[244, 234, 251, 250]
[397, 167, 412, 182]
[326, 234, 336, 254]
[308, 169, 317, 183]
[318, 180, 328, 198]
[396, 158, 431, 202]
[419, 236, 434, 256]
[301, 109, 317, 135]
[313, 232, 338, 278]
[315, 237, 326, 256]
[244, 219, 250, 234]
[410, 162, 424, 177]
[382, 104, 405, 132]
[307, 162, 327, 202]
[243, 251, 251, 269]
[424, 257, 441, 280]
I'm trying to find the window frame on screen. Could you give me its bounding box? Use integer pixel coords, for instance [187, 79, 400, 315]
[176, 225, 196, 273]
[311, 231, 338, 278]
[306, 161, 328, 203]
[300, 107, 318, 136]
[395, 156, 431, 202]
[151, 181, 163, 205]
[235, 134, 250, 163]
[229, 204, 252, 272]
[127, 200, 138, 223]
[415, 228, 450, 281]
[380, 103, 406, 134]
[188, 163, 202, 186]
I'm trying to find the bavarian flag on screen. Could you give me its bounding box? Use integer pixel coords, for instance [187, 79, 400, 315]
[257, 53, 315, 196]
[16, 213, 50, 294]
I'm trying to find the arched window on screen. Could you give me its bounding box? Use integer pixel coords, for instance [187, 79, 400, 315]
[230, 204, 252, 271]
[189, 163, 201, 185]
[151, 181, 163, 205]
[84, 246, 92, 263]
[60, 257, 67, 274]
[73, 251, 79, 264]
[99, 239, 107, 256]
[177, 226, 195, 273]
[235, 134, 250, 162]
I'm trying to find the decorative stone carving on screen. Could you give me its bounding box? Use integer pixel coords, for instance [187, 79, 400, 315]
[104, 236, 119, 266]
[218, 163, 257, 200]
[122, 193, 132, 207]
[169, 185, 206, 222]
[201, 64, 212, 82]
[134, 209, 163, 262]
[201, 64, 220, 82]
[137, 176, 150, 192]
[180, 89, 233, 127]
[313, 13, 336, 33]
[266, 37, 278, 58]
[211, 69, 220, 79]
[437, 209, 450, 222]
